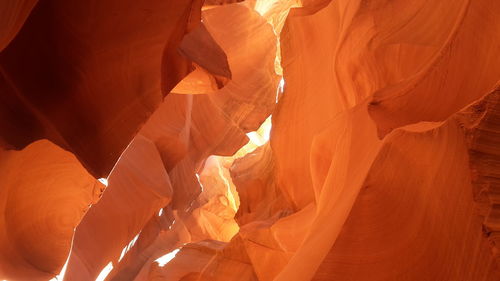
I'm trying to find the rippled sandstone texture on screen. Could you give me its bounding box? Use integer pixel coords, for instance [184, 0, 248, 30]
[1, 0, 500, 281]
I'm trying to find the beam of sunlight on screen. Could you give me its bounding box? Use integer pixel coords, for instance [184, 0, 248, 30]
[215, 159, 238, 212]
[118, 232, 141, 263]
[155, 249, 180, 267]
[95, 262, 113, 281]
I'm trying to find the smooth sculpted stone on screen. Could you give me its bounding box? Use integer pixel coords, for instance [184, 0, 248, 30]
[0, 140, 102, 281]
[313, 92, 500, 280]
[0, 0, 206, 178]
[0, 1, 499, 281]
[65, 135, 173, 281]
[0, 0, 37, 51]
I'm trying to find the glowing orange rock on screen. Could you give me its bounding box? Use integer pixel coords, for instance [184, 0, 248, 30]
[202, 3, 280, 131]
[314, 88, 500, 280]
[64, 135, 173, 281]
[366, 1, 500, 137]
[1, 0, 500, 280]
[0, 140, 102, 281]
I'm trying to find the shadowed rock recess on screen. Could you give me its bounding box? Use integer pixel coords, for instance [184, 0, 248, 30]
[0, 0, 499, 280]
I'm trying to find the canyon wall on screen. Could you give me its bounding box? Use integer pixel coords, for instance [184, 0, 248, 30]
[1, 0, 500, 280]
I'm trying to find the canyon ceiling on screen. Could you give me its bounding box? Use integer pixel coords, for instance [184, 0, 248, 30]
[1, 0, 500, 280]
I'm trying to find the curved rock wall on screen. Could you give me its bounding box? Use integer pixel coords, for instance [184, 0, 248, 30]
[0, 1, 500, 281]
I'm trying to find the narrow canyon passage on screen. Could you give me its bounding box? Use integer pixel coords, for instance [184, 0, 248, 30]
[1, 1, 500, 281]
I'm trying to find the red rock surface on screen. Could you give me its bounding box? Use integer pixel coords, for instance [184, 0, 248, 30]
[1, 1, 500, 281]
[0, 140, 102, 281]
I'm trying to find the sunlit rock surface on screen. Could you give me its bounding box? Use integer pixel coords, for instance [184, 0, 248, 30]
[1, 0, 500, 281]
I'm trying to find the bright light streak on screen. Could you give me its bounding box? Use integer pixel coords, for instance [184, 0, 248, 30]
[155, 249, 180, 267]
[168, 219, 176, 230]
[214, 159, 238, 212]
[278, 77, 285, 92]
[260, 116, 272, 142]
[195, 173, 204, 192]
[98, 178, 108, 187]
[276, 77, 285, 103]
[158, 208, 163, 217]
[52, 256, 69, 281]
[246, 131, 265, 146]
[118, 232, 140, 262]
[95, 262, 113, 281]
[245, 116, 272, 147]
[50, 238, 72, 281]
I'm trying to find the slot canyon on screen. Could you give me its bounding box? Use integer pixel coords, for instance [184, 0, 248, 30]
[1, 0, 500, 280]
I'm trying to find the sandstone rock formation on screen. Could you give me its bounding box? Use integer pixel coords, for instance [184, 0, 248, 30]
[1, 0, 500, 281]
